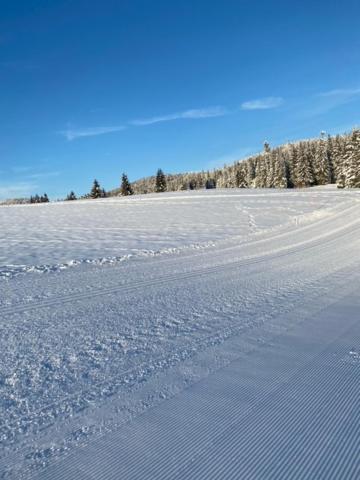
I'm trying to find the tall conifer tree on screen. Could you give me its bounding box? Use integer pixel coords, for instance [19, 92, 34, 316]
[90, 179, 102, 198]
[155, 169, 167, 192]
[120, 173, 134, 196]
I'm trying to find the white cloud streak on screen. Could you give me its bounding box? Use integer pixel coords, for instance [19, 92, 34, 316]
[59, 99, 286, 142]
[317, 87, 360, 98]
[304, 87, 360, 117]
[58, 107, 227, 141]
[59, 125, 126, 141]
[130, 106, 228, 126]
[241, 96, 284, 110]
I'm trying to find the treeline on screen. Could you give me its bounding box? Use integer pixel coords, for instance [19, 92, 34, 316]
[129, 129, 360, 194]
[0, 198, 29, 206]
[70, 129, 360, 200]
[30, 193, 49, 203]
[9, 128, 358, 206]
[77, 169, 168, 200]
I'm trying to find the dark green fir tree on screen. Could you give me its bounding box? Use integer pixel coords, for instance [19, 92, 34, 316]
[155, 168, 167, 192]
[90, 179, 102, 199]
[120, 173, 134, 196]
[66, 191, 77, 201]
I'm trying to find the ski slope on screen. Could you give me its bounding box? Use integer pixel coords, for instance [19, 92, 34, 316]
[0, 187, 359, 479]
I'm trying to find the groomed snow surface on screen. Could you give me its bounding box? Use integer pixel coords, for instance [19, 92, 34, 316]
[0, 187, 359, 479]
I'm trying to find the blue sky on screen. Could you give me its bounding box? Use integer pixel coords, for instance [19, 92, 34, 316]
[1, 0, 359, 199]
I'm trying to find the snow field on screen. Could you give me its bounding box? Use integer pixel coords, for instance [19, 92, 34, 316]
[0, 187, 359, 478]
[0, 188, 354, 276]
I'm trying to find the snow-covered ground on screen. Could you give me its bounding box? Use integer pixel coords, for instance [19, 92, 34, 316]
[0, 187, 359, 479]
[0, 187, 354, 276]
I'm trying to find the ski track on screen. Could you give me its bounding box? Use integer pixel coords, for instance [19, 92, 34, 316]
[22, 294, 360, 480]
[0, 187, 359, 479]
[0, 212, 359, 319]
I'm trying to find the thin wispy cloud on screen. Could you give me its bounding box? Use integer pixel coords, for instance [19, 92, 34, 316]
[59, 101, 280, 143]
[241, 97, 284, 110]
[304, 86, 360, 117]
[59, 125, 126, 141]
[317, 87, 360, 98]
[130, 106, 228, 126]
[59, 107, 227, 142]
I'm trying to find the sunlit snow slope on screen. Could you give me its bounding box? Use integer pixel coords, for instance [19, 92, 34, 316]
[0, 188, 351, 275]
[0, 187, 359, 479]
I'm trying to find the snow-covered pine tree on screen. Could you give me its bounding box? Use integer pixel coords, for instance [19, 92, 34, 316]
[263, 141, 271, 154]
[253, 156, 267, 188]
[305, 143, 316, 186]
[332, 135, 345, 185]
[66, 191, 77, 201]
[262, 142, 273, 187]
[218, 165, 235, 188]
[205, 178, 216, 189]
[90, 179, 102, 199]
[294, 142, 314, 187]
[272, 149, 288, 188]
[344, 129, 360, 188]
[246, 159, 256, 187]
[266, 154, 275, 188]
[188, 179, 196, 190]
[120, 173, 134, 196]
[313, 133, 331, 185]
[235, 166, 247, 188]
[231, 166, 237, 187]
[155, 169, 167, 192]
[197, 171, 207, 189]
[326, 134, 335, 183]
[287, 144, 298, 187]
